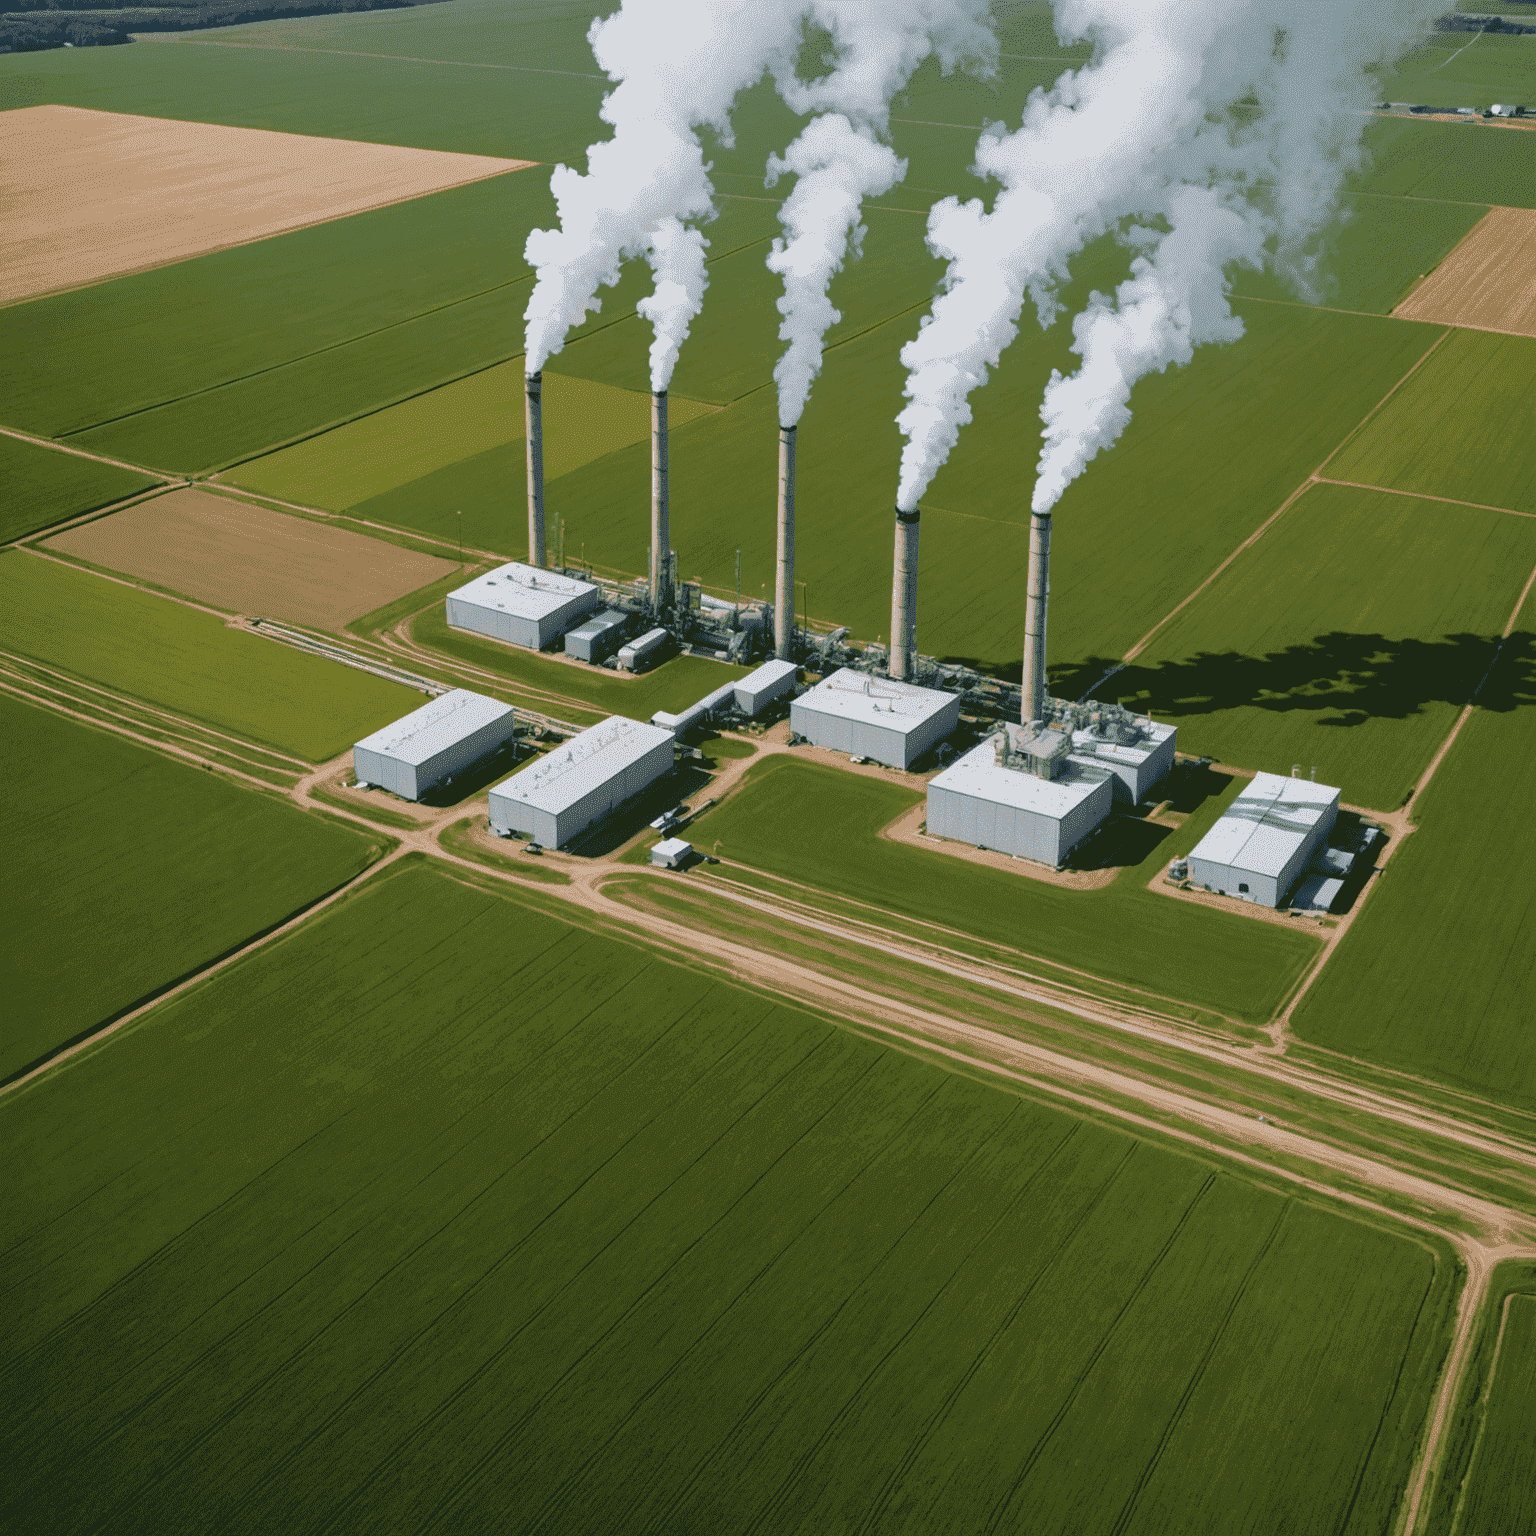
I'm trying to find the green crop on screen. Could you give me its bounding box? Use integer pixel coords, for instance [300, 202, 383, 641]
[0, 435, 158, 543]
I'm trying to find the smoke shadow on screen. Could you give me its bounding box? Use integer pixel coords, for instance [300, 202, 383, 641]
[1036, 630, 1536, 727]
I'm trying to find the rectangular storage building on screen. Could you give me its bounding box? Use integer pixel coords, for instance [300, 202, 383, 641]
[446, 562, 599, 650]
[1066, 716, 1177, 804]
[927, 735, 1114, 866]
[563, 609, 629, 663]
[1187, 771, 1340, 907]
[488, 715, 675, 848]
[618, 626, 671, 672]
[733, 658, 798, 716]
[790, 668, 960, 770]
[353, 689, 519, 801]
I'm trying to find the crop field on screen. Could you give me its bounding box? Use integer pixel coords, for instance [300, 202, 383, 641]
[0, 696, 381, 1082]
[0, 103, 531, 306]
[1394, 207, 1536, 336]
[1453, 1294, 1536, 1536]
[0, 860, 1455, 1535]
[1356, 117, 1536, 209]
[1291, 624, 1536, 1110]
[0, 552, 424, 760]
[0, 433, 157, 544]
[44, 488, 457, 630]
[690, 754, 1319, 1024]
[1376, 29, 1536, 105]
[1121, 482, 1536, 810]
[227, 365, 717, 513]
[1326, 329, 1536, 515]
[414, 607, 747, 719]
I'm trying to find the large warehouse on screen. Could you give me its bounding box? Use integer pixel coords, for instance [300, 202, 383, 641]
[488, 715, 675, 848]
[1187, 771, 1341, 907]
[1065, 714, 1177, 804]
[446, 562, 600, 650]
[790, 668, 959, 770]
[927, 723, 1115, 866]
[353, 689, 519, 801]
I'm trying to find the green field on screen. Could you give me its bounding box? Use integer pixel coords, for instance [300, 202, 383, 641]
[0, 697, 382, 1081]
[1326, 330, 1536, 516]
[0, 434, 159, 544]
[1354, 116, 1536, 208]
[1122, 482, 1536, 809]
[1291, 624, 1536, 1109]
[413, 607, 747, 719]
[0, 553, 424, 760]
[0, 860, 1455, 1534]
[1455, 1294, 1536, 1536]
[690, 754, 1319, 1024]
[1379, 29, 1536, 104]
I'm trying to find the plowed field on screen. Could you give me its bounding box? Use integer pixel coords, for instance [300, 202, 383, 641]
[0, 104, 532, 305]
[1393, 207, 1536, 338]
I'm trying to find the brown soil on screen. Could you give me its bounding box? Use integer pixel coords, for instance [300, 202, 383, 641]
[1393, 207, 1536, 338]
[44, 488, 457, 629]
[0, 105, 533, 305]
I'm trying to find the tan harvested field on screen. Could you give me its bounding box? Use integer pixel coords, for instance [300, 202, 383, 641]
[44, 488, 457, 628]
[1393, 206, 1536, 337]
[0, 104, 533, 305]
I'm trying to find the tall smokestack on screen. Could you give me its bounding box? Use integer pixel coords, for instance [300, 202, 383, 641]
[650, 390, 670, 610]
[1020, 510, 1051, 723]
[775, 424, 796, 660]
[525, 371, 546, 568]
[888, 507, 919, 681]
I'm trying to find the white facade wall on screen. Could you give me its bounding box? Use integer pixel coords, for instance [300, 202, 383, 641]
[352, 690, 519, 801]
[488, 717, 675, 847]
[1188, 773, 1341, 907]
[446, 563, 600, 650]
[619, 627, 670, 672]
[790, 671, 960, 769]
[1068, 719, 1177, 804]
[564, 610, 628, 663]
[733, 659, 798, 716]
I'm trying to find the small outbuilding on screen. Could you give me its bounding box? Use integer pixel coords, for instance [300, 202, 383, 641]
[927, 727, 1115, 866]
[650, 837, 693, 869]
[564, 608, 630, 664]
[446, 562, 599, 650]
[488, 715, 675, 849]
[733, 658, 798, 716]
[353, 689, 519, 802]
[1187, 771, 1341, 907]
[618, 626, 671, 673]
[790, 668, 960, 770]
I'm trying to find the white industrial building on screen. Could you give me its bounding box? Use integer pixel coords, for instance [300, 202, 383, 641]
[564, 609, 629, 663]
[733, 658, 798, 716]
[619, 627, 671, 672]
[791, 668, 960, 769]
[446, 562, 599, 650]
[353, 689, 519, 801]
[927, 723, 1115, 866]
[1065, 716, 1178, 804]
[1187, 771, 1341, 907]
[488, 715, 674, 848]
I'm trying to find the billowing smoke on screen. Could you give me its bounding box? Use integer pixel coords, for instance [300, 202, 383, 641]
[766, 1, 995, 427]
[523, 0, 805, 392]
[895, 0, 1443, 514]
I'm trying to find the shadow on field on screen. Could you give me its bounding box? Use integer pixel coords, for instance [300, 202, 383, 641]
[560, 764, 716, 858]
[1044, 630, 1536, 727]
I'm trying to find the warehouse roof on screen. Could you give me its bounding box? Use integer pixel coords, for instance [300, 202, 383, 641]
[930, 736, 1111, 817]
[1189, 772, 1340, 878]
[491, 716, 672, 815]
[735, 658, 797, 696]
[449, 562, 597, 619]
[1068, 717, 1176, 772]
[354, 689, 515, 766]
[796, 668, 955, 733]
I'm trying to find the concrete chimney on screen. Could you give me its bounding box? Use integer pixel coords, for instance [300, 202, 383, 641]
[1020, 509, 1051, 723]
[774, 424, 796, 660]
[650, 390, 671, 610]
[525, 371, 545, 568]
[888, 507, 919, 681]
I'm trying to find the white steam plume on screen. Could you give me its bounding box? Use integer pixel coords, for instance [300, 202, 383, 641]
[895, 0, 1442, 513]
[523, 0, 804, 392]
[766, 1, 995, 427]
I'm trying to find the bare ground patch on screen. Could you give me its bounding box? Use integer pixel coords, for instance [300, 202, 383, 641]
[1393, 207, 1536, 338]
[44, 488, 457, 629]
[0, 104, 532, 305]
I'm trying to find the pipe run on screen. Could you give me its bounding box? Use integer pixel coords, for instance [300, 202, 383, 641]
[650, 390, 671, 611]
[888, 506, 920, 682]
[525, 371, 545, 568]
[774, 424, 796, 660]
[1020, 509, 1051, 723]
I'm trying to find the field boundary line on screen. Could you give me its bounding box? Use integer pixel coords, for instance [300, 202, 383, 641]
[0, 424, 177, 479]
[0, 847, 405, 1101]
[18, 544, 241, 622]
[1123, 328, 1451, 662]
[1, 163, 537, 313]
[1443, 1290, 1517, 1536]
[5, 483, 187, 551]
[1316, 476, 1536, 519]
[134, 35, 607, 78]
